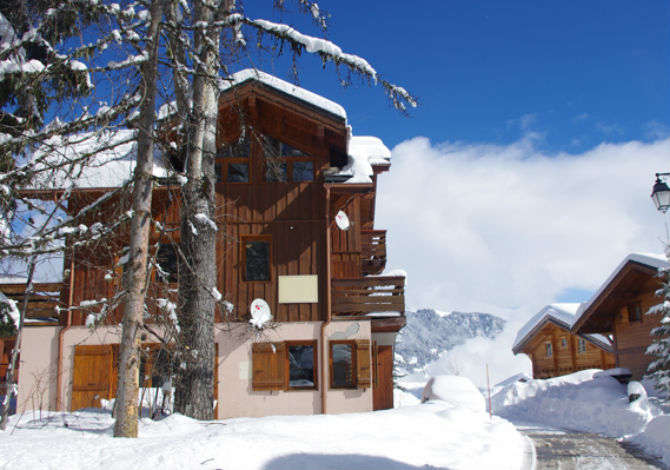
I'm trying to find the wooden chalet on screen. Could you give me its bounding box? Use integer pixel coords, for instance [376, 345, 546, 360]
[14, 69, 406, 418]
[513, 303, 615, 379]
[571, 253, 666, 380]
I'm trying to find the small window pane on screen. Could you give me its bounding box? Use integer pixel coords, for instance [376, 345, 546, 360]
[288, 345, 315, 388]
[292, 161, 314, 182]
[332, 343, 354, 388]
[545, 343, 552, 358]
[281, 143, 307, 157]
[245, 241, 270, 281]
[218, 138, 250, 158]
[228, 163, 249, 182]
[215, 163, 222, 183]
[156, 244, 178, 283]
[266, 161, 287, 182]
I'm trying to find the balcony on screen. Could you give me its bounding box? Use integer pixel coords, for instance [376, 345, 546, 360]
[361, 230, 387, 275]
[331, 275, 405, 319]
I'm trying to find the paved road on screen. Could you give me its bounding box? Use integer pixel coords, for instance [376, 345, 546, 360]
[516, 422, 666, 470]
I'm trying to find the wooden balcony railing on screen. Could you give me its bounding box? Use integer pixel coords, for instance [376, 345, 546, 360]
[361, 230, 387, 275]
[0, 282, 63, 320]
[331, 275, 405, 318]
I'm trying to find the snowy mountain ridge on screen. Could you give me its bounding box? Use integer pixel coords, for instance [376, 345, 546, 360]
[395, 308, 505, 373]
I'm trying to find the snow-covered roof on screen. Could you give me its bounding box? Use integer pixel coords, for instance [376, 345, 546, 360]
[220, 68, 347, 121]
[27, 129, 170, 190]
[574, 252, 668, 326]
[512, 303, 612, 354]
[330, 135, 391, 184]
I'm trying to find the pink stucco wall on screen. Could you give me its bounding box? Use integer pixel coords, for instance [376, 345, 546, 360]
[215, 320, 372, 419]
[18, 320, 374, 418]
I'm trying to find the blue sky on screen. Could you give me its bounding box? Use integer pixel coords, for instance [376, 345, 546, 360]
[248, 1, 670, 321]
[252, 1, 668, 153]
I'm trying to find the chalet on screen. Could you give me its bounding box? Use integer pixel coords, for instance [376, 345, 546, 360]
[571, 253, 666, 381]
[513, 303, 615, 379]
[14, 69, 406, 418]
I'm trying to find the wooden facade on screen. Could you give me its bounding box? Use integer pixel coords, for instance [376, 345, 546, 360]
[572, 255, 666, 380]
[513, 304, 615, 379]
[14, 70, 406, 416]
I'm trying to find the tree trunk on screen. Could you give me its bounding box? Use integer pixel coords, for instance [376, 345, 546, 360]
[0, 256, 36, 431]
[174, 0, 220, 420]
[113, 0, 162, 438]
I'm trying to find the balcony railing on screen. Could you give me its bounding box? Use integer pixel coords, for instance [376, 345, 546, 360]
[361, 230, 387, 275]
[331, 275, 405, 318]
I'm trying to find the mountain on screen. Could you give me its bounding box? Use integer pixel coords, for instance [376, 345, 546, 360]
[395, 309, 506, 373]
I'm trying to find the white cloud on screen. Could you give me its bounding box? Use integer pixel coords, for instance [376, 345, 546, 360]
[377, 136, 670, 325]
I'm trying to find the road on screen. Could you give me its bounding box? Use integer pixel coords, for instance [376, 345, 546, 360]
[516, 421, 667, 470]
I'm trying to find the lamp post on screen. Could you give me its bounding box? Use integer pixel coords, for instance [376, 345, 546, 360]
[651, 173, 670, 213]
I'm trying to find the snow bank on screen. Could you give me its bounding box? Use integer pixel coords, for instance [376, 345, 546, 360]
[0, 395, 526, 469]
[422, 375, 486, 412]
[492, 369, 670, 466]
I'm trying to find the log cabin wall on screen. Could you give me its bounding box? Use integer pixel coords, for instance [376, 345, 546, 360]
[612, 288, 663, 380]
[524, 322, 614, 379]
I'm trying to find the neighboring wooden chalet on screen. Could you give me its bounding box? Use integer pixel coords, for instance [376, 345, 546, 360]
[572, 253, 666, 380]
[14, 69, 406, 418]
[513, 303, 615, 379]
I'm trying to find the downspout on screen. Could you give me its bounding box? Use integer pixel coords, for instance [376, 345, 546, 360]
[56, 249, 75, 411]
[320, 185, 332, 414]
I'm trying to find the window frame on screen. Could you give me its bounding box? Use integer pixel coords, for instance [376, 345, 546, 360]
[262, 136, 315, 183]
[241, 235, 272, 283]
[577, 338, 587, 354]
[285, 340, 318, 391]
[627, 301, 643, 323]
[216, 135, 251, 184]
[545, 342, 553, 358]
[560, 337, 567, 350]
[329, 340, 357, 389]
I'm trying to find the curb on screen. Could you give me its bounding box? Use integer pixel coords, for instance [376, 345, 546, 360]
[520, 434, 537, 470]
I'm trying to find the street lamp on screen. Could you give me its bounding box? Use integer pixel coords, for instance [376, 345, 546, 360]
[651, 173, 670, 213]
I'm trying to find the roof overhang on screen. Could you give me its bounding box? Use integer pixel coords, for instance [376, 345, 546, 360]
[572, 259, 661, 335]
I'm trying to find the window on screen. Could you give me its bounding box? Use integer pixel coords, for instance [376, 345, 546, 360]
[242, 236, 271, 282]
[329, 340, 371, 389]
[627, 302, 642, 323]
[286, 341, 317, 389]
[251, 341, 318, 391]
[262, 136, 314, 183]
[545, 342, 552, 358]
[217, 135, 250, 183]
[578, 338, 586, 354]
[560, 337, 567, 350]
[155, 244, 178, 283]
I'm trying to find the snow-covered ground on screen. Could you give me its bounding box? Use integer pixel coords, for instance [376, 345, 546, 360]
[0, 379, 525, 470]
[489, 369, 670, 467]
[2, 370, 667, 469]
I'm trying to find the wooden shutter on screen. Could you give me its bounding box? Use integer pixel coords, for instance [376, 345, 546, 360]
[251, 342, 285, 391]
[356, 340, 371, 389]
[71, 345, 115, 410]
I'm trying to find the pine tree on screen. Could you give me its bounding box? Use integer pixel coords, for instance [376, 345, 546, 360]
[645, 255, 670, 399]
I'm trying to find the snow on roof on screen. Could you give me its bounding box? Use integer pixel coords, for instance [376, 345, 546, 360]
[0, 274, 28, 284]
[574, 252, 668, 325]
[220, 68, 347, 121]
[331, 134, 392, 184]
[28, 129, 170, 190]
[513, 303, 580, 352]
[513, 303, 612, 354]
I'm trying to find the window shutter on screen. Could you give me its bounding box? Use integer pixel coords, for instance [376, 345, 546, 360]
[251, 342, 285, 391]
[356, 340, 371, 389]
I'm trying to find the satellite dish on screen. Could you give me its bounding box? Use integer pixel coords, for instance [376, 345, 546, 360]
[250, 298, 272, 329]
[335, 210, 350, 231]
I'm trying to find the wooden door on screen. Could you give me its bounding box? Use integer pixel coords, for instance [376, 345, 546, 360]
[71, 345, 115, 411]
[373, 345, 393, 411]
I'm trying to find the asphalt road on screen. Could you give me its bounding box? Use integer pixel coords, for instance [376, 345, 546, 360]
[516, 422, 667, 470]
